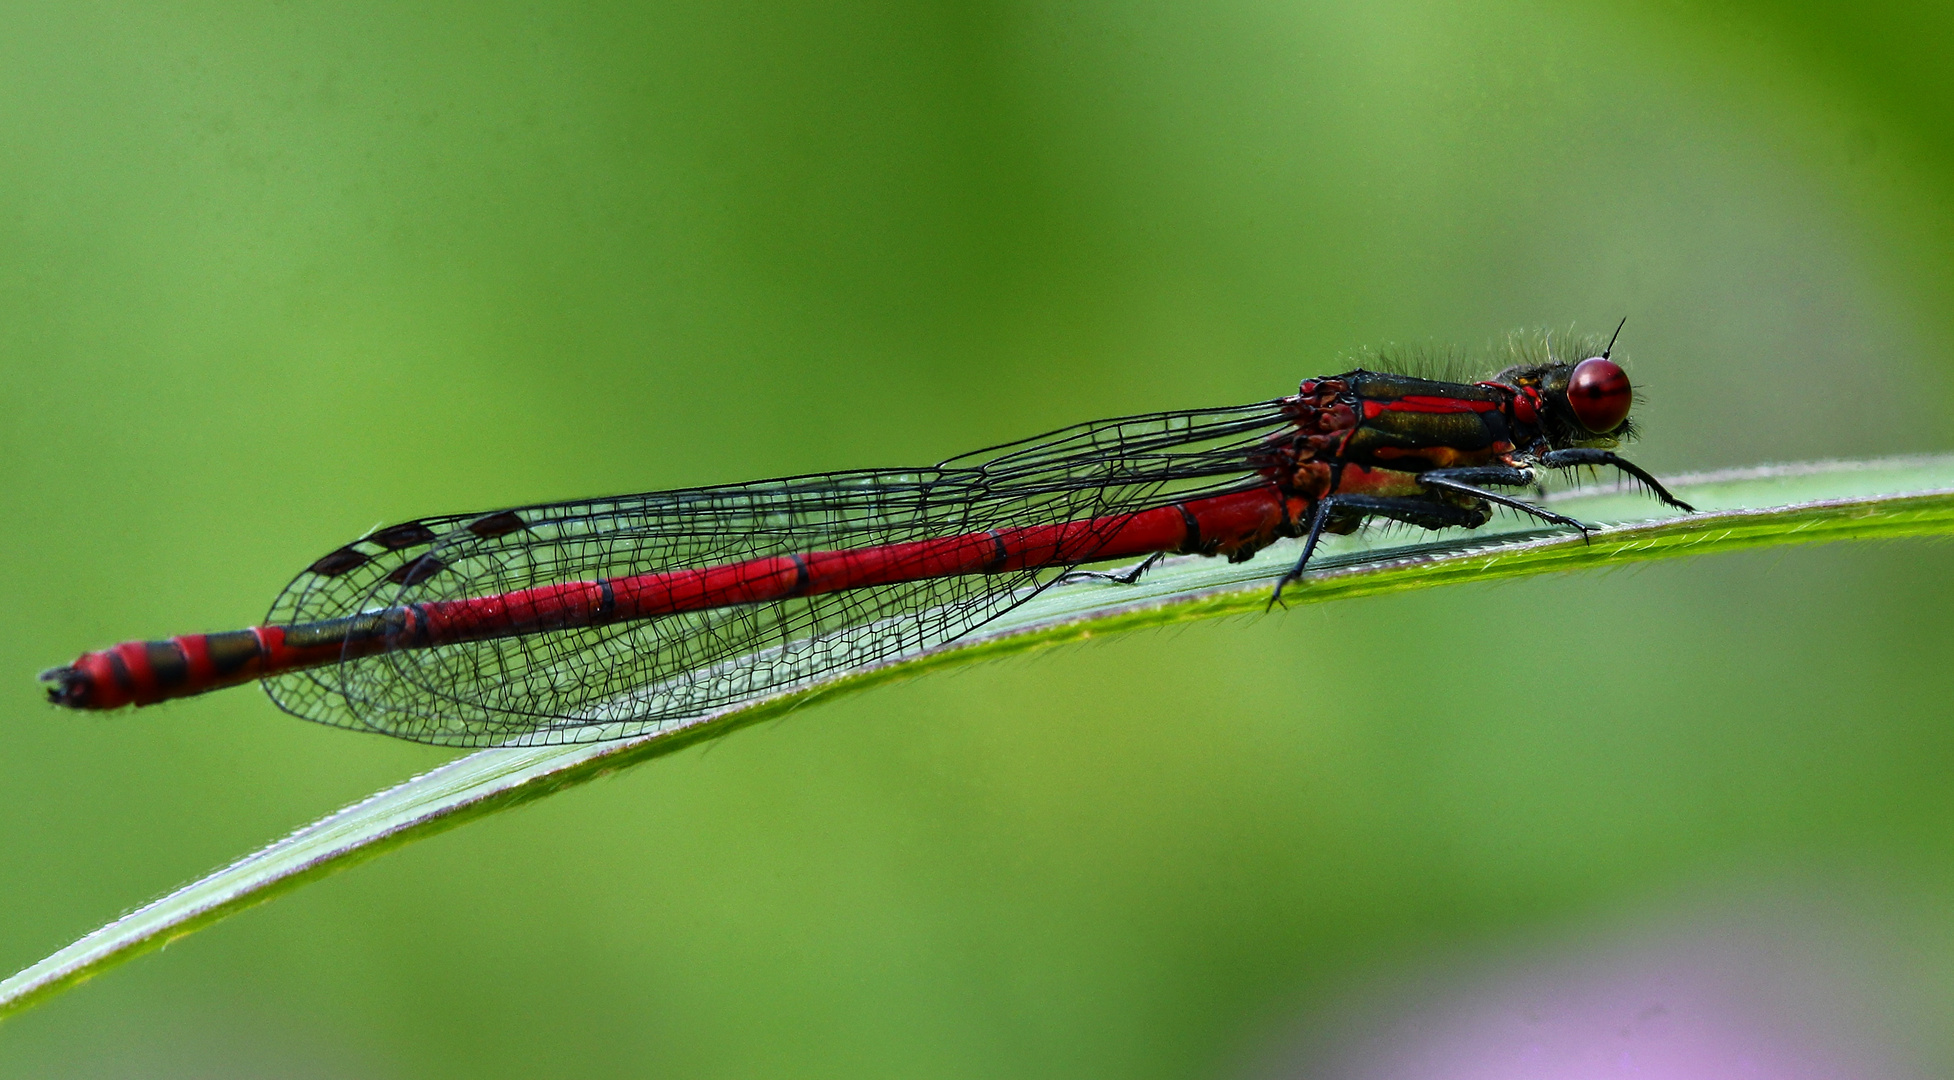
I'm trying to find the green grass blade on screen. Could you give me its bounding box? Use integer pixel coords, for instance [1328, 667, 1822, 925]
[7, 455, 1954, 1018]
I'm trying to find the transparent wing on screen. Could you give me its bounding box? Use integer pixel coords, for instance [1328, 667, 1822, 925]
[262, 402, 1289, 746]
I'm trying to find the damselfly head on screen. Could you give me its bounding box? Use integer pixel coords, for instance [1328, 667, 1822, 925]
[1484, 326, 1640, 447]
[1557, 362, 1636, 444]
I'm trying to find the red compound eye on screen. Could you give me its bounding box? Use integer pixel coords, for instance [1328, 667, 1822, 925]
[1566, 356, 1632, 433]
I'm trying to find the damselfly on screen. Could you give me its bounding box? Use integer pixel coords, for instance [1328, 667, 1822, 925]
[43, 327, 1690, 746]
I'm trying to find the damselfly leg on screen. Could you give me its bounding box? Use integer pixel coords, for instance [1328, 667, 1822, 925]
[1417, 466, 1592, 539]
[1269, 494, 1492, 608]
[1058, 551, 1168, 587]
[1540, 448, 1695, 511]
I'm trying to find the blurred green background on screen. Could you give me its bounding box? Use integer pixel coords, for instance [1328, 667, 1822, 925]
[4, 1, 1954, 1076]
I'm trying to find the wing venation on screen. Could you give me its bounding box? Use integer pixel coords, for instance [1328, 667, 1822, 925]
[263, 402, 1291, 745]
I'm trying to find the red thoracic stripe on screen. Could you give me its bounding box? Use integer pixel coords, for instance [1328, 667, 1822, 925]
[60, 486, 1288, 709]
[1362, 396, 1500, 418]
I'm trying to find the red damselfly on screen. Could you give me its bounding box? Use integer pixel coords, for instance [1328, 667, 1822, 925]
[43, 327, 1690, 747]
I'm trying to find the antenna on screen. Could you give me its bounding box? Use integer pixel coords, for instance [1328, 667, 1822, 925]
[1602, 317, 1627, 360]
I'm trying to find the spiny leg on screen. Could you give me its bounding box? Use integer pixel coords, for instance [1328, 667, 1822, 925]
[1267, 500, 1337, 611]
[1539, 448, 1695, 512]
[1417, 468, 1592, 538]
[1058, 551, 1167, 587]
[1268, 495, 1487, 609]
[1432, 464, 1553, 503]
[1415, 465, 1537, 488]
